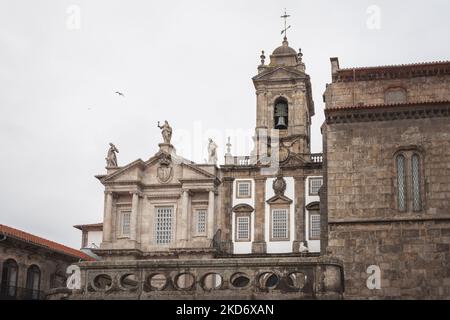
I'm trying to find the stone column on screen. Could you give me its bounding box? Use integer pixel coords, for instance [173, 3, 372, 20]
[207, 189, 215, 240]
[181, 189, 189, 243]
[252, 177, 267, 253]
[220, 177, 234, 254]
[292, 176, 306, 252]
[130, 191, 140, 242]
[102, 191, 113, 243]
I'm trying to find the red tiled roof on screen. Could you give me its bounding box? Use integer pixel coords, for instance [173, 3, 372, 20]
[0, 224, 94, 261]
[326, 100, 450, 112]
[73, 223, 103, 231]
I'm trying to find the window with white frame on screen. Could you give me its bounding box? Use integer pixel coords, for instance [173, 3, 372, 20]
[154, 206, 174, 245]
[309, 211, 321, 240]
[195, 210, 207, 235]
[236, 215, 250, 241]
[309, 177, 323, 195]
[120, 211, 131, 236]
[271, 208, 289, 241]
[236, 180, 251, 198]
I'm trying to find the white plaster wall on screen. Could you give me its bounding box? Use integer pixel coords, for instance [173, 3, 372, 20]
[232, 179, 255, 254]
[305, 176, 322, 253]
[87, 230, 103, 248]
[265, 177, 295, 254]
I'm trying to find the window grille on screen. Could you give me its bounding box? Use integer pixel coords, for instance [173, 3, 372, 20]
[155, 207, 173, 245]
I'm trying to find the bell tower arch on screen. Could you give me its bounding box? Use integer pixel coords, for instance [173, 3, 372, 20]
[252, 37, 315, 159]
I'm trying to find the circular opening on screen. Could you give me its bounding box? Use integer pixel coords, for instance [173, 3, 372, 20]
[230, 273, 250, 288]
[93, 274, 112, 291]
[258, 272, 279, 289]
[287, 272, 306, 289]
[175, 273, 195, 290]
[147, 273, 167, 291]
[202, 273, 223, 290]
[120, 273, 138, 290]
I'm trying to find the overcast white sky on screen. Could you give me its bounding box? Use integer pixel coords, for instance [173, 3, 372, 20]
[0, 0, 449, 249]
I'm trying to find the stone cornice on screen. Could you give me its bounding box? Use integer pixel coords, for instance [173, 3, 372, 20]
[325, 101, 450, 124]
[328, 214, 450, 225]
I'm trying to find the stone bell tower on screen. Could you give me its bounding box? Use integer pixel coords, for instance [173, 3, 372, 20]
[252, 36, 315, 163]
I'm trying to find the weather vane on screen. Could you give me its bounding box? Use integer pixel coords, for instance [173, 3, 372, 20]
[280, 9, 291, 39]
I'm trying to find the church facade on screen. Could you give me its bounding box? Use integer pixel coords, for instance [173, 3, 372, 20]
[53, 36, 450, 300]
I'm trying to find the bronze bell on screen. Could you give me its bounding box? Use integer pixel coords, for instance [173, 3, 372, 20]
[275, 116, 287, 129]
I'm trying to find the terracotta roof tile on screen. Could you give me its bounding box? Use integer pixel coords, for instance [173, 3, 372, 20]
[338, 60, 450, 71]
[0, 224, 94, 261]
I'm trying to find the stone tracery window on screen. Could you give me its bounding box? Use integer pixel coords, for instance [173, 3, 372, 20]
[411, 153, 422, 212]
[396, 154, 406, 211]
[395, 149, 424, 212]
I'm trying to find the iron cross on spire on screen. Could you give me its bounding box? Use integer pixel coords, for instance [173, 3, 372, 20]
[280, 9, 291, 39]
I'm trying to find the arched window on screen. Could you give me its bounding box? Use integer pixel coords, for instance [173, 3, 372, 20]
[1, 259, 19, 298]
[274, 98, 288, 130]
[411, 154, 422, 212]
[396, 154, 406, 211]
[26, 265, 41, 300]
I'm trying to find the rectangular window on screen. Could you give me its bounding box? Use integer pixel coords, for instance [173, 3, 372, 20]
[309, 177, 323, 195]
[121, 211, 131, 236]
[236, 181, 251, 198]
[195, 210, 207, 235]
[236, 216, 250, 241]
[155, 206, 173, 245]
[309, 212, 321, 240]
[271, 208, 289, 241]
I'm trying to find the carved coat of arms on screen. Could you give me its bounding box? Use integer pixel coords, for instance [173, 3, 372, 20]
[157, 153, 173, 183]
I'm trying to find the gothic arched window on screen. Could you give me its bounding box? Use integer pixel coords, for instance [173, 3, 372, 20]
[1, 259, 19, 298]
[394, 149, 424, 213]
[396, 154, 406, 212]
[274, 98, 288, 130]
[411, 153, 422, 212]
[26, 265, 41, 300]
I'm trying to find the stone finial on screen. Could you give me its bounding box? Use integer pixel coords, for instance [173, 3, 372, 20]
[226, 137, 232, 155]
[260, 50, 266, 65]
[298, 48, 303, 62]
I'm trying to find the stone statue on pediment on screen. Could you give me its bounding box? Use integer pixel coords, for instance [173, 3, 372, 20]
[157, 120, 172, 144]
[208, 138, 218, 164]
[105, 143, 119, 167]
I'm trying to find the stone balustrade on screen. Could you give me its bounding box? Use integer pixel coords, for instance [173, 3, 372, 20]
[47, 256, 344, 300]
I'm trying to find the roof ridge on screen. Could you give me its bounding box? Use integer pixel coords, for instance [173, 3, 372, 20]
[338, 60, 450, 71]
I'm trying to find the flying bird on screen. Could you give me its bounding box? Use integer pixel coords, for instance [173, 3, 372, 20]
[115, 91, 125, 97]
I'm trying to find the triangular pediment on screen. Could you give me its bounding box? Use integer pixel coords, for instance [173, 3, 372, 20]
[180, 162, 218, 181]
[253, 66, 306, 82]
[266, 194, 293, 205]
[98, 159, 146, 183]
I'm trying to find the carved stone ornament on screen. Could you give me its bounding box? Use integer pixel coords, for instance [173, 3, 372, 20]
[157, 153, 173, 184]
[278, 146, 290, 163]
[272, 174, 287, 196]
